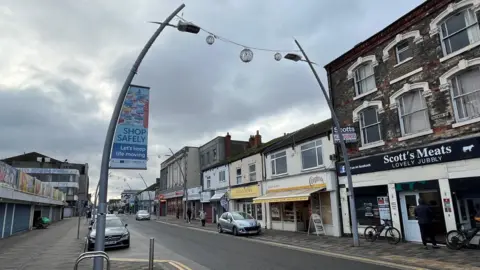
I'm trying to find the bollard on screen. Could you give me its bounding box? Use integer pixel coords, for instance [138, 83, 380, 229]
[149, 238, 155, 270]
[77, 214, 81, 239]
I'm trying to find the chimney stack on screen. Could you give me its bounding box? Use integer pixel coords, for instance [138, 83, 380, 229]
[225, 132, 231, 158]
[254, 130, 262, 147]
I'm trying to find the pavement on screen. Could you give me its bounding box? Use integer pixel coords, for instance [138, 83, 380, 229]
[0, 217, 188, 270]
[154, 215, 480, 270]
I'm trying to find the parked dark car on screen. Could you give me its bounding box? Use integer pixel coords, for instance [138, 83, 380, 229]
[87, 216, 130, 251]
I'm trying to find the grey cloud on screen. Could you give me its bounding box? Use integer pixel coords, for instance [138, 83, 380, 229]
[1, 0, 425, 199]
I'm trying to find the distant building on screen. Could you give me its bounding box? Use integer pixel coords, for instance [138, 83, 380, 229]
[2, 152, 89, 217]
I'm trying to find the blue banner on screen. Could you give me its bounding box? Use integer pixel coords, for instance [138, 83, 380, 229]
[109, 85, 150, 170]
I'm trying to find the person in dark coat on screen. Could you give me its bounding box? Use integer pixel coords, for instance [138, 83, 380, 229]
[414, 198, 439, 249]
[187, 208, 192, 223]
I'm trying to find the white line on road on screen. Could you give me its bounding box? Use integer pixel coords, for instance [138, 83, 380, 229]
[156, 221, 428, 270]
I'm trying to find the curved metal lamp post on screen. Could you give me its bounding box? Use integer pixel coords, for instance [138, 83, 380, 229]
[285, 39, 360, 247]
[93, 4, 202, 269]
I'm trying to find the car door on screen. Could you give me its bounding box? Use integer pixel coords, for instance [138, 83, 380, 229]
[219, 213, 230, 232]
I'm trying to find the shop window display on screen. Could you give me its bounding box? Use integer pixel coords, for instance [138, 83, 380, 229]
[283, 202, 295, 222]
[320, 192, 333, 225]
[271, 203, 281, 221]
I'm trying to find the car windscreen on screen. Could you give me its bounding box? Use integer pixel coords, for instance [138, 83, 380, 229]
[231, 212, 254, 220]
[138, 210, 148, 214]
[105, 218, 123, 228]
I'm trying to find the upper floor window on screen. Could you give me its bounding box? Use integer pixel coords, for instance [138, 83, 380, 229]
[397, 90, 430, 135]
[396, 40, 412, 64]
[451, 67, 480, 121]
[440, 7, 480, 55]
[213, 149, 217, 161]
[360, 107, 382, 145]
[300, 139, 323, 170]
[219, 170, 226, 182]
[206, 176, 211, 189]
[200, 155, 204, 166]
[236, 168, 242, 184]
[270, 151, 287, 176]
[248, 164, 256, 182]
[206, 152, 210, 164]
[354, 63, 376, 96]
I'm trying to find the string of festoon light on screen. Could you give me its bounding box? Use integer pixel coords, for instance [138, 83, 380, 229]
[175, 15, 301, 63]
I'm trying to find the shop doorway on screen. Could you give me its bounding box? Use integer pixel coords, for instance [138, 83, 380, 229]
[399, 191, 446, 242]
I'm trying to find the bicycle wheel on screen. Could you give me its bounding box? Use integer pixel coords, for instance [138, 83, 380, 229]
[364, 226, 377, 242]
[446, 230, 466, 250]
[385, 227, 401, 245]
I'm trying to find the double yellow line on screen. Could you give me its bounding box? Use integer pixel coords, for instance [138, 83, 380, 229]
[109, 257, 192, 270]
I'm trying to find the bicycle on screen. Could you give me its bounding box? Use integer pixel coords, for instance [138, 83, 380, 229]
[364, 219, 401, 245]
[446, 222, 480, 250]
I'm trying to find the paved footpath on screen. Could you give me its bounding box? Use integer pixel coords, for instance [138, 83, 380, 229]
[0, 217, 181, 270]
[156, 216, 480, 270]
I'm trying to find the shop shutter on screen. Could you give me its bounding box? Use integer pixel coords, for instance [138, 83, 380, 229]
[0, 203, 5, 238]
[11, 204, 31, 235]
[41, 206, 50, 218]
[3, 204, 14, 238]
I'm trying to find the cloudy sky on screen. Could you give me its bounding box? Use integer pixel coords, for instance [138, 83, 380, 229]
[0, 0, 422, 199]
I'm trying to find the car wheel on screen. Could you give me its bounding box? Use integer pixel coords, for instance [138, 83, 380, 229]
[217, 224, 223, 233]
[233, 227, 238, 236]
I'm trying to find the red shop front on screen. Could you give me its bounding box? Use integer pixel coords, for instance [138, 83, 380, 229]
[164, 190, 184, 217]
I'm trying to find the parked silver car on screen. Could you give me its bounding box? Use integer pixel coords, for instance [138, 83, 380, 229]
[87, 216, 130, 251]
[135, 210, 151, 220]
[218, 211, 261, 236]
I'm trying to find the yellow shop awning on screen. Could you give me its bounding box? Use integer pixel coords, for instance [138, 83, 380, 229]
[252, 187, 325, 204]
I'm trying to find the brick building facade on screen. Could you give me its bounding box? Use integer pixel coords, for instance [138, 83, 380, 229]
[325, 0, 480, 243]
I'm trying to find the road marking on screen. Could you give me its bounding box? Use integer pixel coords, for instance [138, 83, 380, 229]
[156, 221, 428, 270]
[109, 257, 189, 269]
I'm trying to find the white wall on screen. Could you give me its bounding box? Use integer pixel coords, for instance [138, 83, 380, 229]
[165, 155, 187, 189]
[265, 135, 336, 180]
[186, 148, 201, 188]
[202, 165, 229, 191]
[229, 153, 263, 187]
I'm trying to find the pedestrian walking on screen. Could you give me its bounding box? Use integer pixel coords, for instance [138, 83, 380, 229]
[176, 208, 180, 219]
[414, 198, 439, 249]
[199, 210, 206, 227]
[187, 208, 192, 223]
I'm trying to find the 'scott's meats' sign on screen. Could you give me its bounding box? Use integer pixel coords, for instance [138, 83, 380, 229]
[337, 136, 479, 176]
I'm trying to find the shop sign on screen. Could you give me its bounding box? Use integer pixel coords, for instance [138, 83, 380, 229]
[230, 185, 260, 199]
[337, 136, 480, 176]
[163, 190, 184, 199]
[333, 126, 357, 144]
[308, 213, 325, 236]
[267, 173, 327, 193]
[200, 191, 212, 203]
[186, 186, 202, 201]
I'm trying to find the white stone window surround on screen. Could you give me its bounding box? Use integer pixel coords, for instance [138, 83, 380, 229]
[429, 0, 480, 37]
[429, 0, 480, 62]
[382, 30, 424, 62]
[439, 57, 480, 128]
[352, 100, 386, 150]
[347, 55, 379, 100]
[389, 82, 433, 141]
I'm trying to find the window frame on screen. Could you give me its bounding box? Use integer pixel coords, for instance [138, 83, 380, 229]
[396, 89, 431, 136]
[236, 168, 242, 184]
[359, 107, 382, 145]
[450, 67, 480, 122]
[395, 40, 412, 64]
[270, 150, 288, 176]
[248, 164, 256, 182]
[353, 63, 376, 96]
[300, 139, 324, 171]
[219, 170, 226, 182]
[439, 7, 480, 56]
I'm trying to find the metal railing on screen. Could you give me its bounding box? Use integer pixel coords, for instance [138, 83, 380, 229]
[74, 251, 110, 270]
